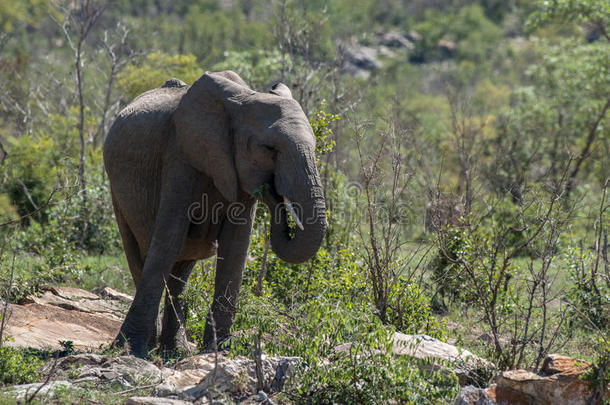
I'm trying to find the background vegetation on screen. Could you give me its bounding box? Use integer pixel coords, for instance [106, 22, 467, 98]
[0, 0, 608, 403]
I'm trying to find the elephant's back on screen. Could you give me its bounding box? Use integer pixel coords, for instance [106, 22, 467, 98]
[104, 85, 188, 169]
[103, 84, 189, 249]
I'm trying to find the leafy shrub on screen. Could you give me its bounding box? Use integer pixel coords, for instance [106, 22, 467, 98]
[212, 49, 284, 89]
[118, 52, 204, 100]
[582, 339, 610, 403]
[228, 287, 457, 404]
[565, 246, 609, 331]
[183, 207, 451, 402]
[0, 169, 121, 302]
[526, 0, 610, 33]
[0, 107, 104, 238]
[309, 99, 339, 159]
[430, 197, 548, 310]
[286, 327, 458, 404]
[16, 188, 118, 256]
[0, 194, 18, 224]
[429, 223, 478, 308]
[247, 243, 367, 307]
[2, 133, 68, 224]
[387, 276, 446, 339]
[0, 344, 41, 385]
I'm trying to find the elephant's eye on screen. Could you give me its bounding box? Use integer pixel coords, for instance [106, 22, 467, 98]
[261, 144, 274, 153]
[253, 143, 276, 166]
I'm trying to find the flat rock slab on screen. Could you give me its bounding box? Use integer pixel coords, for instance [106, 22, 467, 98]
[40, 285, 100, 301]
[22, 285, 130, 321]
[393, 333, 495, 385]
[2, 285, 129, 350]
[2, 302, 122, 350]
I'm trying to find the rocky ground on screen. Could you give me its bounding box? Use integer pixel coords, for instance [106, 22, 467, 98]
[0, 286, 604, 404]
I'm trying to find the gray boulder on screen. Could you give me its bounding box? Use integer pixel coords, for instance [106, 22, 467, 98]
[393, 333, 496, 386]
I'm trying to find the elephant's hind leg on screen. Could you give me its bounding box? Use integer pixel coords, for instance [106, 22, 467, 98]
[117, 173, 192, 358]
[159, 260, 195, 354]
[112, 201, 163, 349]
[112, 194, 144, 286]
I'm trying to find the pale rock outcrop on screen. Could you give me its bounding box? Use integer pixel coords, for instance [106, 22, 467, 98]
[51, 352, 298, 403]
[6, 381, 75, 401]
[393, 333, 495, 386]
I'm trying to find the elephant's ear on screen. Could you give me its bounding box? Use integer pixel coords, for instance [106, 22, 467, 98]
[269, 82, 293, 99]
[172, 72, 252, 202]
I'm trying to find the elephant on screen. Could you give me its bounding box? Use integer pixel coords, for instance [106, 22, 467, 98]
[103, 71, 327, 357]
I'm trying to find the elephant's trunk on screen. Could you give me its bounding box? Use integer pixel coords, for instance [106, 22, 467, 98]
[263, 148, 326, 264]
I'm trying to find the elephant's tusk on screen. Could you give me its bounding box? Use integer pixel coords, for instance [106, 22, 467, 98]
[283, 196, 304, 231]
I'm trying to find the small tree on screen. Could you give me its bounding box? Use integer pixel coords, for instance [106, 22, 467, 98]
[433, 166, 577, 370]
[353, 116, 432, 328]
[55, 0, 106, 244]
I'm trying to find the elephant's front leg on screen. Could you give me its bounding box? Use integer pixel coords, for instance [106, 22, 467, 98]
[203, 201, 256, 347]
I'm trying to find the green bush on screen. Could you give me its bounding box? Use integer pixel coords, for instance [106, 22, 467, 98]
[565, 246, 609, 331]
[0, 168, 121, 302]
[182, 205, 452, 403]
[430, 195, 554, 310]
[228, 287, 457, 404]
[249, 244, 367, 307]
[285, 324, 458, 404]
[429, 217, 520, 312]
[387, 276, 446, 339]
[2, 133, 67, 224]
[0, 344, 41, 385]
[14, 182, 119, 256]
[118, 52, 204, 100]
[0, 107, 103, 234]
[212, 49, 284, 89]
[429, 223, 477, 307]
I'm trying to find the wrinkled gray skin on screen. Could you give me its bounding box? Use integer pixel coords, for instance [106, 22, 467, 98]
[103, 71, 326, 357]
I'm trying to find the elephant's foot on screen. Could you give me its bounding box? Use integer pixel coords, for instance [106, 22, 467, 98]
[159, 329, 193, 358]
[112, 332, 127, 351]
[201, 309, 236, 352]
[148, 316, 161, 351]
[111, 324, 159, 358]
[200, 332, 234, 353]
[112, 326, 152, 358]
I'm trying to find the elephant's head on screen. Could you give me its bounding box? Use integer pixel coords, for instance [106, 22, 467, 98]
[172, 71, 326, 264]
